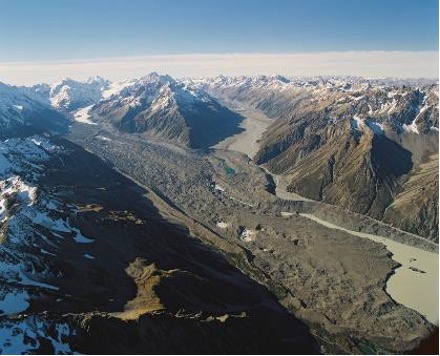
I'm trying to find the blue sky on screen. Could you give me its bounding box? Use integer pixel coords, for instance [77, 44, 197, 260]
[0, 0, 438, 61]
[0, 0, 438, 83]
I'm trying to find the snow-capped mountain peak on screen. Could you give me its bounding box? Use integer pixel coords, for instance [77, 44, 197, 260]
[48, 77, 109, 111]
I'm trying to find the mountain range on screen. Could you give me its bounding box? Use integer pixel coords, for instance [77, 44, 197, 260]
[0, 74, 438, 240]
[195, 75, 439, 240]
[0, 73, 437, 353]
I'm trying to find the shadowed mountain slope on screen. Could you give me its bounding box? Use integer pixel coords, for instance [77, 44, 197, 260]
[197, 76, 438, 240]
[0, 136, 317, 354]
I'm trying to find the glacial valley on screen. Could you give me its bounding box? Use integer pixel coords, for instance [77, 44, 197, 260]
[0, 74, 438, 354]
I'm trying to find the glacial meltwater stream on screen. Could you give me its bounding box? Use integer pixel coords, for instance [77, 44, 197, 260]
[216, 99, 439, 325]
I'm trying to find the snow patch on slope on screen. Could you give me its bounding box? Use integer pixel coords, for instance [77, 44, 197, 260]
[0, 289, 30, 316]
[366, 120, 385, 134]
[73, 105, 96, 125]
[351, 115, 364, 130]
[402, 104, 429, 134]
[102, 78, 136, 99]
[0, 317, 76, 354]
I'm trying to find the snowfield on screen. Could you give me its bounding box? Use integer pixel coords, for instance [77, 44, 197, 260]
[0, 136, 89, 353]
[73, 104, 96, 125]
[0, 317, 75, 354]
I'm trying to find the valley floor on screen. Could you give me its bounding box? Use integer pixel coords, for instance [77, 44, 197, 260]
[300, 213, 439, 324]
[215, 101, 438, 325]
[213, 99, 273, 158]
[65, 109, 438, 353]
[0, 73, 438, 354]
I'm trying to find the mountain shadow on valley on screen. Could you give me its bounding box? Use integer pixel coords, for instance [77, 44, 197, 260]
[0, 107, 68, 139]
[116, 101, 245, 149]
[36, 138, 317, 354]
[371, 133, 413, 184]
[185, 101, 245, 149]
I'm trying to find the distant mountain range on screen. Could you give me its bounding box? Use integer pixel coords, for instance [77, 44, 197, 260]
[0, 73, 438, 239]
[1, 73, 243, 149]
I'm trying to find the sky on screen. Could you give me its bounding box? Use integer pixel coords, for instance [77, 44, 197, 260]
[0, 0, 438, 84]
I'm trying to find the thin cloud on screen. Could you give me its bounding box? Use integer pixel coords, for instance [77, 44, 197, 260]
[0, 51, 438, 85]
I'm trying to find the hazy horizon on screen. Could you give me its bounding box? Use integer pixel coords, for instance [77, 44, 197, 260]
[0, 0, 438, 85]
[0, 51, 438, 86]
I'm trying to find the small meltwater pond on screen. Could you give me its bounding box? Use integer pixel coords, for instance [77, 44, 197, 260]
[298, 213, 439, 324]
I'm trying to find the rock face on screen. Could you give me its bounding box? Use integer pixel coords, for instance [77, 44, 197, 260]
[91, 73, 244, 148]
[45, 76, 109, 112]
[0, 82, 67, 138]
[200, 76, 439, 240]
[382, 153, 439, 239]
